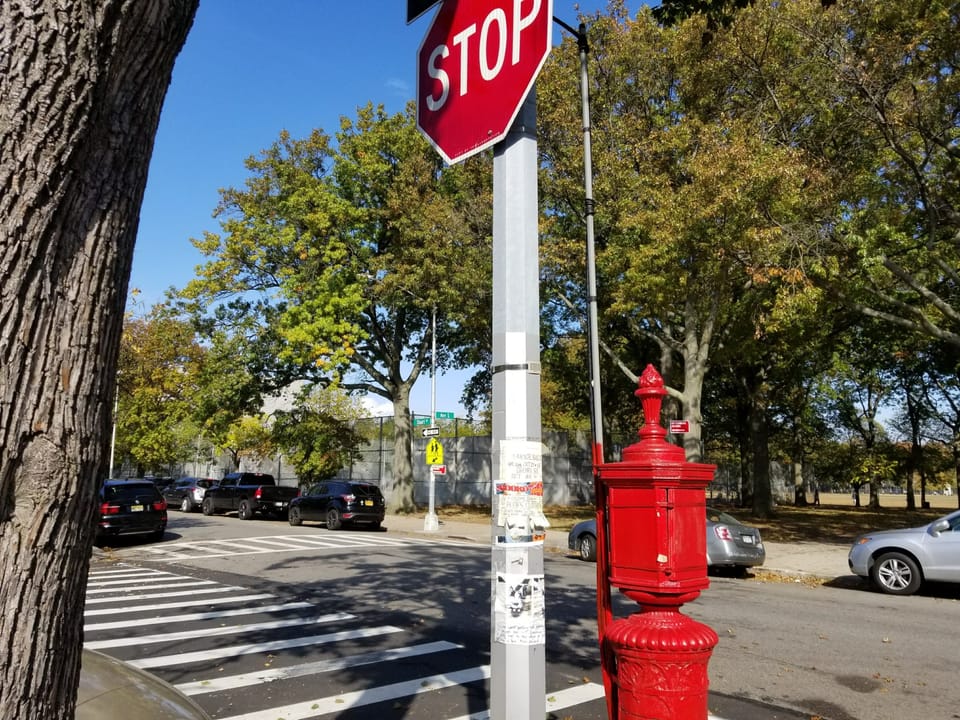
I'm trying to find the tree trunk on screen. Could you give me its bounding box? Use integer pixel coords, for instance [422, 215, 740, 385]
[0, 3, 197, 719]
[389, 385, 416, 513]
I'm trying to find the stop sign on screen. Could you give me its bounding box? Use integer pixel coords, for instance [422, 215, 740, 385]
[416, 0, 553, 165]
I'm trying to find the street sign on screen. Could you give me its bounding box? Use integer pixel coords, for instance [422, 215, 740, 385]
[426, 438, 444, 465]
[431, 464, 447, 475]
[669, 420, 690, 434]
[407, 0, 440, 24]
[416, 0, 553, 164]
[435, 411, 455, 420]
[422, 427, 441, 437]
[412, 416, 431, 426]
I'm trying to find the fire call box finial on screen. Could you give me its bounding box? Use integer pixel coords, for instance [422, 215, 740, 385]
[626, 364, 684, 461]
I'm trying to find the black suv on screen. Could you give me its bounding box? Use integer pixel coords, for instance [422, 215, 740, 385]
[288, 481, 385, 530]
[95, 479, 167, 545]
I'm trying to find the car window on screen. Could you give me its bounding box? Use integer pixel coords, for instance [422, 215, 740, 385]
[196, 479, 212, 489]
[104, 484, 158, 502]
[706, 508, 741, 525]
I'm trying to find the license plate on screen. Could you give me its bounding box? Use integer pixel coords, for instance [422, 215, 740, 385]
[274, 502, 286, 507]
[741, 535, 754, 544]
[363, 500, 373, 507]
[130, 504, 144, 512]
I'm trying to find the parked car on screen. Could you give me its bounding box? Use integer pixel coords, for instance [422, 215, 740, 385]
[848, 509, 960, 595]
[201, 472, 300, 520]
[78, 648, 210, 720]
[163, 477, 215, 512]
[95, 479, 167, 546]
[145, 476, 176, 493]
[567, 507, 766, 573]
[288, 480, 386, 530]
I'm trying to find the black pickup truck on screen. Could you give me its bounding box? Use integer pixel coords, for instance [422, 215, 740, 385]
[201, 472, 300, 520]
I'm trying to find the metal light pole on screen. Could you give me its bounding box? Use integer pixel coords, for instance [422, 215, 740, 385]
[490, 90, 545, 720]
[554, 17, 604, 467]
[424, 305, 439, 532]
[108, 382, 119, 478]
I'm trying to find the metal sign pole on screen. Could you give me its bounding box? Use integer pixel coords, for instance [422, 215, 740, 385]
[424, 305, 439, 531]
[490, 89, 545, 720]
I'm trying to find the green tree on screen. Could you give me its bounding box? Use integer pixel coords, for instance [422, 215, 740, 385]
[115, 308, 205, 475]
[177, 103, 492, 513]
[271, 385, 367, 486]
[0, 2, 197, 717]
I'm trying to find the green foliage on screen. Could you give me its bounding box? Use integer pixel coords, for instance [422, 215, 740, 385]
[270, 385, 367, 485]
[114, 307, 205, 473]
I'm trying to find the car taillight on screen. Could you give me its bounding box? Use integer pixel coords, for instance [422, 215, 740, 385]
[153, 499, 167, 511]
[255, 487, 263, 499]
[100, 503, 121, 515]
[713, 525, 733, 541]
[341, 493, 355, 503]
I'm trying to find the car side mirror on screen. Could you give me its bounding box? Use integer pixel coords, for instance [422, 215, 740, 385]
[930, 519, 950, 536]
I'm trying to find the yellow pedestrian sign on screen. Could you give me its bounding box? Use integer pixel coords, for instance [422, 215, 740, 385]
[426, 438, 444, 465]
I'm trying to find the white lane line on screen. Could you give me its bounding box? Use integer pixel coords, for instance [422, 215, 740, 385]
[88, 567, 154, 576]
[85, 586, 248, 604]
[84, 601, 314, 631]
[85, 611, 355, 649]
[86, 580, 218, 595]
[449, 682, 608, 720]
[86, 574, 179, 588]
[176, 641, 464, 696]
[128, 625, 405, 669]
[84, 593, 275, 616]
[220, 665, 491, 720]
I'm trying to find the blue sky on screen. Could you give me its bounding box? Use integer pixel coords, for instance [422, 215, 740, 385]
[133, 0, 633, 417]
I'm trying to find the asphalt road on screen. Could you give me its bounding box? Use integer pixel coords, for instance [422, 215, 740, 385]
[89, 512, 959, 720]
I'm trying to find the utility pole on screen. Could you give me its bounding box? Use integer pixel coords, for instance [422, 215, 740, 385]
[490, 90, 546, 720]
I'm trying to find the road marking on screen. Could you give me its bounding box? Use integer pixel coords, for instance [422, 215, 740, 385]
[84, 585, 249, 604]
[219, 665, 491, 720]
[176, 641, 464, 696]
[86, 573, 180, 587]
[83, 602, 313, 638]
[84, 593, 275, 616]
[128, 625, 405, 669]
[138, 533, 477, 561]
[86, 579, 218, 594]
[448, 682, 609, 720]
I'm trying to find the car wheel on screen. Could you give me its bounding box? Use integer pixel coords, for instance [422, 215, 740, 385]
[326, 507, 343, 531]
[289, 506, 302, 526]
[201, 497, 215, 515]
[180, 497, 193, 513]
[871, 551, 922, 595]
[577, 533, 597, 562]
[238, 500, 254, 520]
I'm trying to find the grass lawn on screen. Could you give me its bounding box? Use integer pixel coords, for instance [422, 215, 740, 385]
[430, 492, 959, 544]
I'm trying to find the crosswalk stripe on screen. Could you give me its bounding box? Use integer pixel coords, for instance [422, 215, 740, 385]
[86, 579, 218, 594]
[219, 665, 492, 720]
[84, 593, 275, 616]
[85, 585, 248, 604]
[84, 601, 314, 631]
[88, 568, 160, 577]
[176, 641, 464, 696]
[128, 625, 405, 669]
[86, 611, 355, 649]
[448, 682, 609, 720]
[86, 574, 180, 587]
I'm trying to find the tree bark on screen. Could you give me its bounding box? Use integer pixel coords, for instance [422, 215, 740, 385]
[389, 384, 416, 513]
[0, 2, 197, 719]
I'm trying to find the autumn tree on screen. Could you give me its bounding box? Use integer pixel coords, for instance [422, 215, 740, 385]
[176, 104, 492, 513]
[114, 308, 205, 475]
[0, 2, 198, 718]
